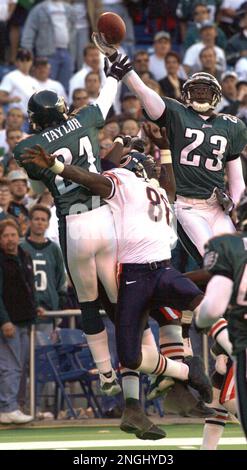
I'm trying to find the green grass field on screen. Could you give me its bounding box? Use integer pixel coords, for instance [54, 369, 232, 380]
[0, 423, 245, 450]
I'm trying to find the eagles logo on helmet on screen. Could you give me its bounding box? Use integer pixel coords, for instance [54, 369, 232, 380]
[182, 72, 222, 113]
[28, 90, 68, 131]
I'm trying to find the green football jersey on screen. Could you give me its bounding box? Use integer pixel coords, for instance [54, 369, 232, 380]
[14, 105, 104, 217]
[154, 98, 247, 199]
[21, 238, 66, 311]
[203, 232, 247, 355]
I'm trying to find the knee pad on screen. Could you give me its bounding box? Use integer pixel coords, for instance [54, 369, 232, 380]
[80, 300, 105, 335]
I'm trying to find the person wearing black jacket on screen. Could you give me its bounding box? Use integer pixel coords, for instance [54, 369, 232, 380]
[0, 218, 44, 424]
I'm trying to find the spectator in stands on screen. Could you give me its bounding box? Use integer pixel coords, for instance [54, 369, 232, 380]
[149, 31, 187, 82]
[103, 118, 121, 140]
[222, 79, 247, 115]
[8, 0, 35, 64]
[183, 22, 226, 74]
[7, 170, 30, 238]
[100, 137, 114, 159]
[70, 88, 89, 113]
[85, 71, 101, 104]
[121, 92, 142, 120]
[226, 2, 247, 66]
[31, 57, 67, 101]
[121, 117, 140, 136]
[0, 49, 37, 118]
[176, 0, 220, 41]
[199, 46, 222, 81]
[0, 178, 12, 220]
[0, 106, 6, 159]
[159, 51, 185, 99]
[184, 2, 227, 50]
[215, 71, 238, 112]
[70, 0, 102, 71]
[69, 44, 104, 103]
[21, 204, 67, 335]
[0, 0, 17, 64]
[133, 50, 151, 76]
[0, 218, 42, 424]
[2, 128, 23, 171]
[21, 0, 76, 92]
[6, 107, 25, 131]
[219, 0, 246, 38]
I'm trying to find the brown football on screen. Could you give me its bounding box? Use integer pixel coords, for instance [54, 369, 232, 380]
[97, 12, 126, 44]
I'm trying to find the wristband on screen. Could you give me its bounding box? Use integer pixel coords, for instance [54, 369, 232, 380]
[114, 137, 124, 145]
[50, 158, 65, 174]
[160, 149, 172, 164]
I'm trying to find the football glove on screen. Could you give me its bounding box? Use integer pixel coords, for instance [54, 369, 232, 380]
[104, 54, 132, 81]
[214, 187, 234, 215]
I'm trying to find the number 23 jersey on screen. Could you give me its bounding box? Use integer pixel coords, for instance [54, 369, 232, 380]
[103, 168, 176, 264]
[154, 98, 247, 199]
[14, 105, 104, 217]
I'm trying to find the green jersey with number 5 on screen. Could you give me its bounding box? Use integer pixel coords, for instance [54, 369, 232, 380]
[204, 233, 247, 355]
[154, 98, 247, 199]
[14, 105, 104, 217]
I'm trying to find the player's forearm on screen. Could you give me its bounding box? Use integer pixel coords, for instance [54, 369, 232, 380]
[96, 76, 118, 119]
[159, 164, 176, 203]
[122, 70, 166, 120]
[226, 158, 245, 205]
[195, 275, 233, 329]
[61, 165, 112, 198]
[104, 141, 123, 166]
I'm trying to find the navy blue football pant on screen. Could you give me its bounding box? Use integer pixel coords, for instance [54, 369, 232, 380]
[116, 262, 203, 370]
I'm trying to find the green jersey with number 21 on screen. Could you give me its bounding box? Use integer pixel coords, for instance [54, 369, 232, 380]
[14, 105, 104, 217]
[154, 98, 247, 199]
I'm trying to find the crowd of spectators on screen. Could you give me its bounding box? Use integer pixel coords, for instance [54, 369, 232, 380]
[0, 0, 247, 420]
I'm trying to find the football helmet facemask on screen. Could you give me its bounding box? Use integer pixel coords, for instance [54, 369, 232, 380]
[120, 151, 148, 179]
[182, 72, 222, 113]
[28, 90, 68, 131]
[236, 189, 247, 230]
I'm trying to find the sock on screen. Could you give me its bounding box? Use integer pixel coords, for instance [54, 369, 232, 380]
[224, 399, 237, 416]
[137, 345, 189, 380]
[181, 310, 193, 356]
[121, 368, 140, 400]
[142, 327, 158, 349]
[85, 329, 113, 374]
[209, 319, 232, 356]
[159, 325, 184, 361]
[201, 409, 228, 450]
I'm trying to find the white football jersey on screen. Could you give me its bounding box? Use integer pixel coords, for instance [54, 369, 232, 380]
[104, 168, 176, 264]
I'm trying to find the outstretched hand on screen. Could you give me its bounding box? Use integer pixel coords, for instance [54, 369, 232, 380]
[21, 145, 56, 169]
[142, 122, 170, 150]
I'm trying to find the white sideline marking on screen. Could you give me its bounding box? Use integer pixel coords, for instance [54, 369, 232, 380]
[0, 437, 245, 450]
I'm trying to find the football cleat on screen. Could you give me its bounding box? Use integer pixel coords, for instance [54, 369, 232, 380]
[147, 375, 175, 401]
[99, 369, 121, 396]
[184, 355, 213, 403]
[120, 399, 166, 440]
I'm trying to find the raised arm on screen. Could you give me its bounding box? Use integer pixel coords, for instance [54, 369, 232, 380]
[95, 55, 132, 119]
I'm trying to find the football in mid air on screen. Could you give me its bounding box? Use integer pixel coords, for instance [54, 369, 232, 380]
[97, 12, 126, 44]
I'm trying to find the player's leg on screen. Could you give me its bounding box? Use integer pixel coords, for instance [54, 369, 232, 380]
[154, 266, 213, 403]
[235, 349, 247, 439]
[211, 205, 236, 237]
[59, 213, 118, 394]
